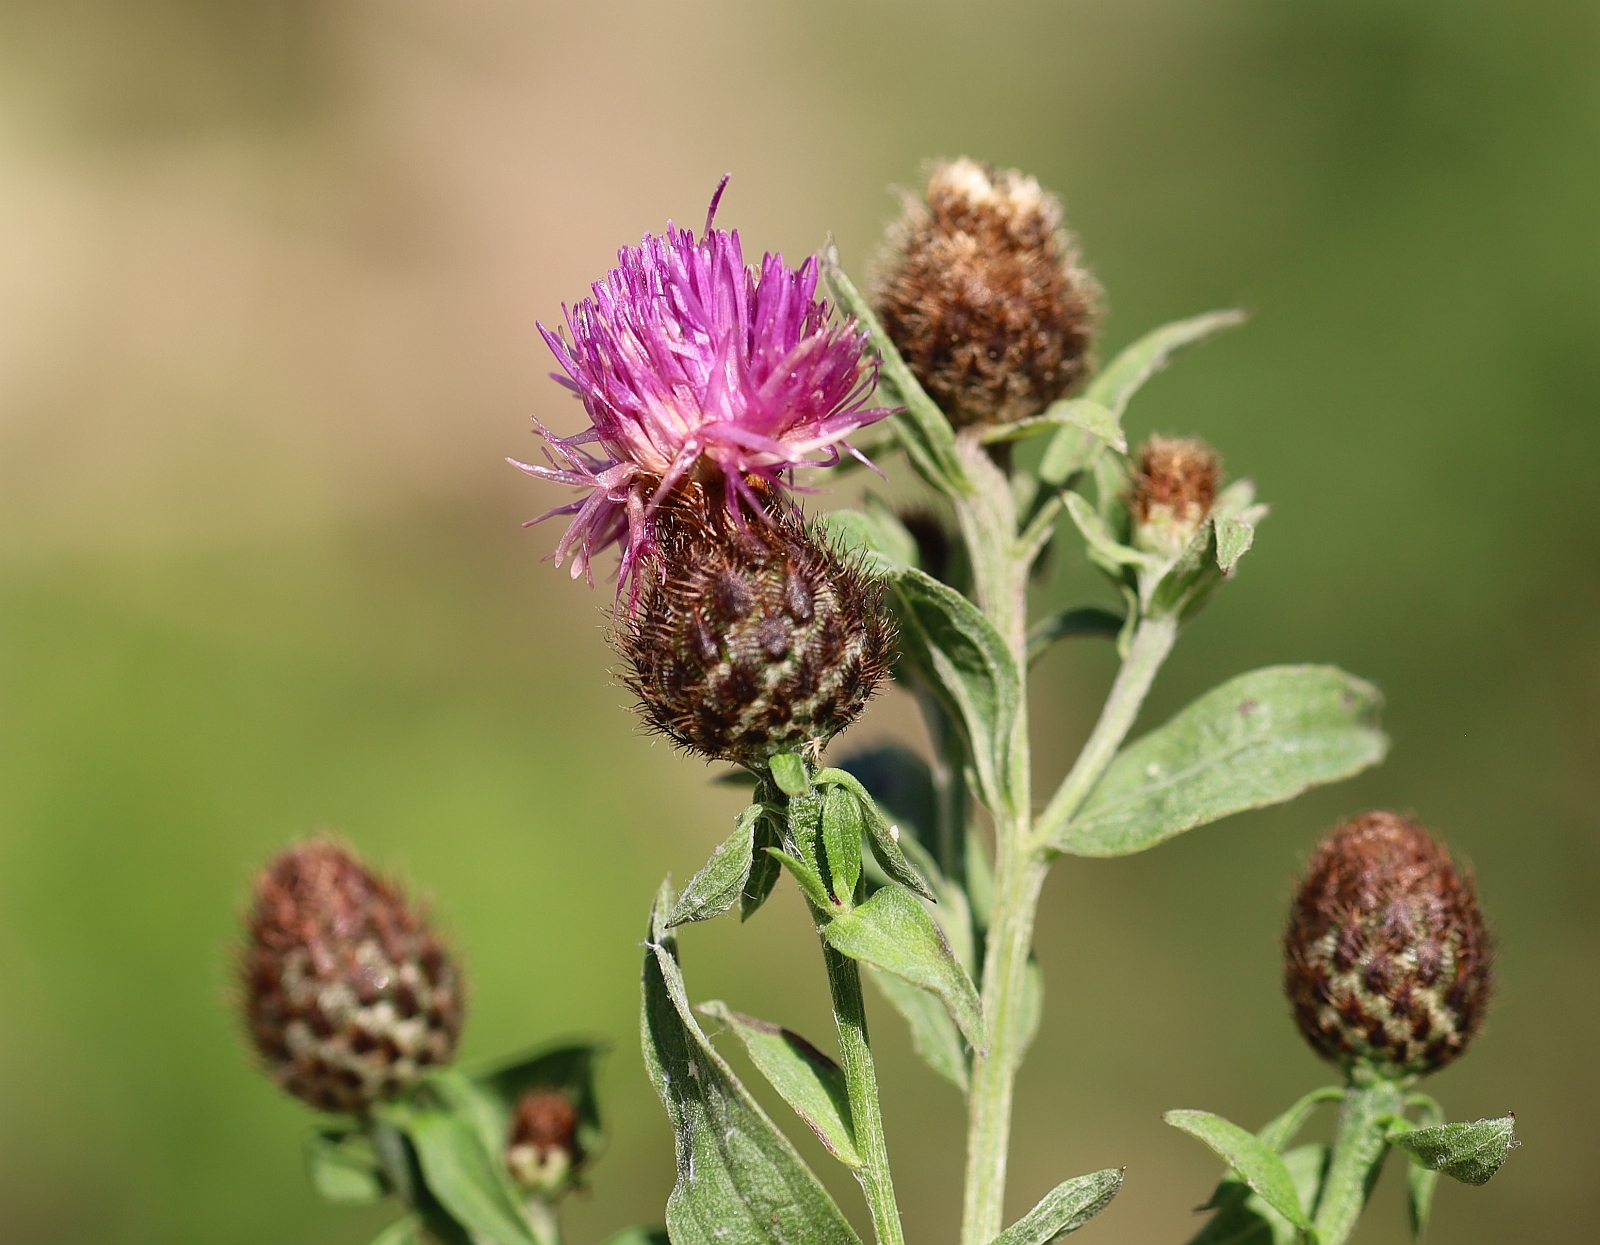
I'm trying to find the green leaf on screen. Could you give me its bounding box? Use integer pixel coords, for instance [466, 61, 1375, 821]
[641, 884, 864, 1245]
[888, 568, 1021, 815]
[602, 1231, 671, 1245]
[1256, 1087, 1346, 1154]
[1026, 606, 1125, 664]
[696, 1001, 862, 1168]
[1018, 957, 1045, 1058]
[670, 805, 763, 927]
[823, 884, 985, 1053]
[990, 1168, 1124, 1245]
[823, 245, 968, 496]
[1188, 1145, 1329, 1245]
[820, 784, 864, 902]
[742, 811, 784, 921]
[369, 1216, 425, 1245]
[981, 397, 1126, 453]
[305, 1127, 387, 1204]
[819, 503, 917, 577]
[769, 753, 810, 797]
[1087, 310, 1248, 416]
[836, 745, 938, 852]
[1052, 666, 1388, 857]
[814, 767, 936, 902]
[386, 1102, 541, 1245]
[767, 847, 837, 912]
[1064, 491, 1158, 574]
[1163, 1110, 1313, 1232]
[1386, 1116, 1517, 1187]
[1402, 1095, 1443, 1240]
[865, 966, 968, 1092]
[1039, 309, 1246, 486]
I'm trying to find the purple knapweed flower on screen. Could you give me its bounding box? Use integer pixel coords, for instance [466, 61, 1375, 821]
[510, 178, 893, 591]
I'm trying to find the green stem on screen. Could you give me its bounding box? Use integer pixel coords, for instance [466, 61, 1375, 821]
[821, 937, 905, 1245]
[1313, 1073, 1405, 1245]
[1032, 614, 1179, 849]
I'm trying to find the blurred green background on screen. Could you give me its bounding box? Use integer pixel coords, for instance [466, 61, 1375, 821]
[1, 1, 1595, 1242]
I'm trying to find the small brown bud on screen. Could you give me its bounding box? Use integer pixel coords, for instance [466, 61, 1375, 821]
[506, 1089, 583, 1195]
[1284, 812, 1493, 1079]
[1129, 435, 1222, 556]
[873, 157, 1100, 429]
[617, 486, 896, 768]
[240, 839, 465, 1113]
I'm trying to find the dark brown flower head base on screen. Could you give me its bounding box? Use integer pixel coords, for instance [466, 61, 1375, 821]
[1285, 812, 1492, 1079]
[873, 157, 1100, 428]
[241, 839, 464, 1114]
[615, 484, 896, 769]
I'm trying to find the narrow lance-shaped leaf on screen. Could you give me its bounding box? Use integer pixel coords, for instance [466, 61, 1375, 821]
[670, 804, 763, 927]
[820, 785, 863, 902]
[1163, 1110, 1313, 1233]
[1052, 666, 1387, 858]
[385, 1102, 541, 1245]
[306, 1128, 387, 1204]
[1256, 1087, 1347, 1154]
[823, 884, 985, 1053]
[822, 244, 968, 496]
[696, 1001, 862, 1168]
[742, 810, 784, 921]
[814, 767, 936, 902]
[369, 1217, 426, 1245]
[980, 397, 1125, 453]
[641, 884, 864, 1245]
[888, 568, 1020, 816]
[1386, 1116, 1517, 1187]
[1188, 1145, 1330, 1245]
[990, 1169, 1124, 1245]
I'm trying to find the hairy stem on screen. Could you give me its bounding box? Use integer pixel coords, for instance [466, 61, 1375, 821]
[821, 937, 906, 1245]
[1313, 1074, 1404, 1245]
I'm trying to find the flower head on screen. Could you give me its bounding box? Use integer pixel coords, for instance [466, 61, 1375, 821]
[1129, 434, 1222, 557]
[615, 483, 896, 768]
[239, 838, 465, 1114]
[512, 178, 892, 591]
[506, 1088, 585, 1197]
[1284, 812, 1493, 1079]
[874, 158, 1100, 428]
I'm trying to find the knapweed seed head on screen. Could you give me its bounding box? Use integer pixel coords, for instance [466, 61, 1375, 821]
[1129, 434, 1222, 558]
[512, 178, 892, 591]
[1285, 812, 1492, 1079]
[240, 839, 464, 1114]
[616, 485, 895, 769]
[873, 157, 1100, 429]
[506, 1088, 584, 1197]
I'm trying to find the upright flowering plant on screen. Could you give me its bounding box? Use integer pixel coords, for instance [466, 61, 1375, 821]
[237, 169, 1516, 1245]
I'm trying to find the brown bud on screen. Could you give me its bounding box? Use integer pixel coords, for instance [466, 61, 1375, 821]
[873, 157, 1100, 429]
[617, 487, 896, 768]
[240, 839, 465, 1113]
[1129, 435, 1222, 557]
[506, 1089, 583, 1196]
[1285, 812, 1493, 1079]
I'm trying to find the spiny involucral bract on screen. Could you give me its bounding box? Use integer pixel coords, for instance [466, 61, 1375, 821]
[511, 178, 892, 592]
[241, 839, 464, 1114]
[873, 157, 1100, 429]
[1284, 812, 1492, 1079]
[616, 487, 896, 768]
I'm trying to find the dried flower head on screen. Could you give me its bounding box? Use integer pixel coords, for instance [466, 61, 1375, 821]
[616, 484, 896, 768]
[873, 157, 1100, 428]
[240, 839, 464, 1114]
[511, 178, 892, 591]
[506, 1088, 584, 1196]
[1129, 434, 1222, 556]
[1285, 812, 1493, 1079]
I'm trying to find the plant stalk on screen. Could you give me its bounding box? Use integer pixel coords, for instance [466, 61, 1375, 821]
[821, 937, 906, 1245]
[1313, 1073, 1404, 1245]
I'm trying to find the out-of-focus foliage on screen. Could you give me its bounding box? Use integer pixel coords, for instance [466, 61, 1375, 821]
[0, 2, 1595, 1243]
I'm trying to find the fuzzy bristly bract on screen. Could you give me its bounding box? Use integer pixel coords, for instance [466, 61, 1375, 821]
[873, 157, 1100, 428]
[615, 486, 895, 768]
[240, 839, 464, 1114]
[1284, 812, 1492, 1079]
